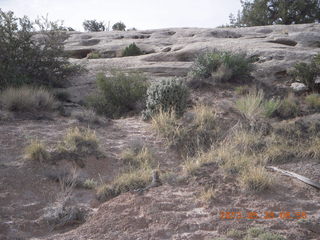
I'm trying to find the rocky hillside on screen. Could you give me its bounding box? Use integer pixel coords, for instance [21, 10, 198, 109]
[1, 24, 320, 240]
[64, 23, 320, 102]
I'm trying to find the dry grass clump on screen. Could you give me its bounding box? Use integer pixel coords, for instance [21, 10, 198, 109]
[73, 109, 104, 125]
[240, 166, 272, 192]
[235, 89, 264, 121]
[121, 145, 154, 169]
[263, 134, 301, 164]
[235, 89, 280, 121]
[305, 93, 320, 111]
[199, 187, 216, 203]
[96, 168, 152, 202]
[305, 137, 320, 160]
[82, 179, 98, 189]
[43, 170, 88, 228]
[152, 105, 218, 156]
[183, 150, 215, 175]
[24, 140, 50, 162]
[277, 93, 300, 119]
[0, 86, 56, 112]
[59, 127, 98, 155]
[235, 85, 251, 95]
[226, 229, 245, 239]
[151, 109, 181, 146]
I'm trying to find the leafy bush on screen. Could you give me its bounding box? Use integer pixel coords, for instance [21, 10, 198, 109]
[232, 0, 320, 27]
[189, 50, 253, 86]
[263, 98, 281, 118]
[83, 20, 105, 31]
[112, 21, 126, 31]
[0, 10, 81, 89]
[305, 93, 320, 111]
[0, 86, 56, 112]
[88, 71, 148, 118]
[291, 54, 320, 91]
[277, 93, 300, 119]
[122, 43, 142, 57]
[144, 78, 189, 119]
[53, 90, 71, 102]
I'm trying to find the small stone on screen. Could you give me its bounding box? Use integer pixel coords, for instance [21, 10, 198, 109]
[291, 82, 307, 92]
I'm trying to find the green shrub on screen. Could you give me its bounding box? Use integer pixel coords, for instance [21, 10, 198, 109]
[112, 21, 126, 31]
[263, 98, 281, 118]
[88, 71, 148, 118]
[144, 78, 189, 119]
[0, 10, 81, 89]
[291, 54, 320, 91]
[53, 90, 71, 102]
[83, 20, 105, 31]
[305, 93, 320, 111]
[258, 232, 285, 240]
[87, 52, 102, 59]
[277, 93, 300, 119]
[122, 43, 142, 57]
[189, 50, 253, 85]
[0, 86, 56, 112]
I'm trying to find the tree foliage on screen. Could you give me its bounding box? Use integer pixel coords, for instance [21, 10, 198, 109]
[112, 21, 126, 31]
[83, 20, 106, 31]
[0, 9, 80, 89]
[231, 0, 320, 26]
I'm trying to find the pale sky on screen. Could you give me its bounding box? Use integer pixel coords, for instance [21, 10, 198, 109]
[0, 0, 242, 31]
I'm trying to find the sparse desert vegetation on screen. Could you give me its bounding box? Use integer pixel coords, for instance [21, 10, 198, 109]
[1, 7, 320, 240]
[87, 71, 148, 118]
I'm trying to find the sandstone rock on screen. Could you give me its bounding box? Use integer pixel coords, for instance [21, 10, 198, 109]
[291, 82, 307, 92]
[62, 24, 320, 102]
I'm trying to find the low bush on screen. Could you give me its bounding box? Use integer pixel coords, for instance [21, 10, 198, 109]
[291, 54, 320, 92]
[24, 140, 50, 162]
[83, 20, 105, 31]
[112, 21, 126, 31]
[0, 86, 56, 112]
[88, 71, 148, 118]
[189, 50, 253, 86]
[144, 78, 189, 119]
[258, 232, 285, 240]
[305, 93, 320, 111]
[122, 43, 142, 57]
[0, 10, 81, 89]
[263, 98, 282, 118]
[276, 93, 300, 119]
[152, 105, 218, 156]
[53, 90, 71, 102]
